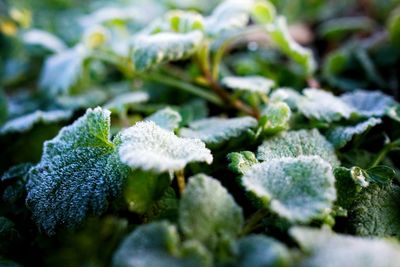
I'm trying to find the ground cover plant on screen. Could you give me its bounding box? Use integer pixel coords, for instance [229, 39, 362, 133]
[1, 0, 400, 266]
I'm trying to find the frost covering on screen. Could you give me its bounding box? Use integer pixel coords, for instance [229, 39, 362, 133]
[119, 121, 212, 173]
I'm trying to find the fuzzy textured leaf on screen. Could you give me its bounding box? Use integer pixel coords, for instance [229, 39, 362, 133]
[257, 129, 339, 167]
[112, 221, 211, 267]
[179, 174, 244, 248]
[242, 156, 336, 223]
[146, 107, 182, 131]
[132, 31, 203, 72]
[180, 116, 257, 146]
[222, 76, 275, 94]
[0, 109, 73, 135]
[119, 121, 212, 173]
[26, 107, 128, 234]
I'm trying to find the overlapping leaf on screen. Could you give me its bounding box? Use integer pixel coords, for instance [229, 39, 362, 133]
[222, 76, 275, 94]
[146, 107, 182, 131]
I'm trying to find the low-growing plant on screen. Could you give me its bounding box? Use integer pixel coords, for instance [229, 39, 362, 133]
[1, 0, 400, 266]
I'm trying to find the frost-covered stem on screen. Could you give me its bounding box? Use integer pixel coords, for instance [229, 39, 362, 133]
[175, 170, 186, 194]
[241, 208, 269, 236]
[141, 73, 223, 106]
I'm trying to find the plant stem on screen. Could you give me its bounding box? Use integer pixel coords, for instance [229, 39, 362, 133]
[175, 170, 186, 194]
[241, 208, 269, 236]
[141, 73, 223, 106]
[370, 138, 400, 167]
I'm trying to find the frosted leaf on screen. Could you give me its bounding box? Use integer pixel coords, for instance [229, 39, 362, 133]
[57, 89, 108, 110]
[40, 44, 88, 95]
[180, 116, 257, 146]
[0, 109, 73, 135]
[222, 76, 275, 94]
[132, 31, 203, 72]
[261, 101, 291, 134]
[290, 227, 400, 267]
[227, 151, 258, 175]
[270, 88, 303, 109]
[146, 108, 182, 131]
[26, 107, 128, 234]
[251, 0, 276, 24]
[257, 129, 339, 167]
[326, 118, 382, 149]
[205, 0, 253, 36]
[242, 156, 336, 223]
[298, 88, 354, 122]
[267, 16, 316, 75]
[119, 121, 212, 173]
[103, 92, 149, 112]
[22, 29, 67, 53]
[112, 221, 211, 267]
[340, 89, 397, 117]
[179, 174, 244, 247]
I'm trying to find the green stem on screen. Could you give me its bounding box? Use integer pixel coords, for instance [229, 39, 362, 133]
[370, 138, 400, 167]
[141, 73, 223, 106]
[175, 170, 186, 194]
[241, 209, 269, 236]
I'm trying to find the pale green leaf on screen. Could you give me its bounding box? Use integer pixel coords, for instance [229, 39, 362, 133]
[222, 76, 275, 94]
[0, 109, 73, 135]
[132, 31, 203, 72]
[235, 235, 291, 267]
[179, 174, 244, 248]
[298, 88, 354, 122]
[180, 116, 257, 146]
[112, 221, 211, 267]
[266, 16, 316, 75]
[227, 151, 259, 175]
[26, 107, 128, 234]
[251, 0, 276, 24]
[326, 118, 382, 149]
[290, 227, 400, 267]
[257, 129, 339, 167]
[205, 0, 253, 36]
[40, 45, 88, 95]
[261, 101, 291, 134]
[340, 90, 397, 117]
[146, 107, 182, 131]
[119, 121, 212, 173]
[56, 89, 108, 110]
[269, 88, 303, 109]
[22, 29, 67, 53]
[104, 92, 149, 113]
[242, 156, 336, 223]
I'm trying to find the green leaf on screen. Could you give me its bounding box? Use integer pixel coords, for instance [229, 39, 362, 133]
[26, 107, 129, 234]
[257, 129, 339, 167]
[146, 107, 182, 131]
[340, 90, 397, 117]
[56, 89, 108, 110]
[0, 88, 8, 125]
[235, 235, 291, 267]
[112, 221, 211, 267]
[242, 156, 336, 223]
[123, 171, 171, 214]
[0, 109, 73, 135]
[22, 29, 67, 53]
[298, 88, 354, 122]
[205, 0, 253, 36]
[348, 183, 400, 238]
[365, 166, 396, 185]
[290, 227, 400, 267]
[0, 217, 20, 256]
[104, 92, 149, 113]
[388, 105, 400, 122]
[251, 0, 276, 24]
[261, 101, 291, 134]
[179, 174, 244, 248]
[40, 45, 88, 95]
[227, 151, 259, 175]
[388, 7, 400, 45]
[118, 121, 212, 173]
[144, 11, 205, 34]
[270, 88, 303, 110]
[326, 118, 382, 149]
[132, 31, 203, 72]
[266, 16, 316, 75]
[317, 17, 375, 40]
[221, 76, 275, 94]
[180, 116, 257, 146]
